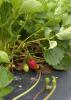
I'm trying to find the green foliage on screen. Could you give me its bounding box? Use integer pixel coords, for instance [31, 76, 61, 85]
[21, 0, 43, 14]
[43, 47, 64, 66]
[11, 0, 23, 15]
[53, 54, 71, 70]
[0, 0, 4, 7]
[0, 0, 71, 98]
[0, 1, 12, 24]
[49, 40, 57, 49]
[56, 27, 71, 40]
[0, 67, 13, 98]
[44, 27, 52, 39]
[11, 0, 43, 15]
[0, 0, 71, 71]
[0, 87, 13, 97]
[62, 14, 71, 26]
[0, 67, 13, 89]
[0, 51, 10, 63]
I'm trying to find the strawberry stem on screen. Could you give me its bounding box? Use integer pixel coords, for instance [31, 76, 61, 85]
[43, 76, 57, 100]
[43, 84, 56, 100]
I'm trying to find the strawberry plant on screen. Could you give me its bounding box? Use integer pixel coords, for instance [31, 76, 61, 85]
[0, 51, 13, 99]
[0, 0, 71, 70]
[0, 0, 71, 99]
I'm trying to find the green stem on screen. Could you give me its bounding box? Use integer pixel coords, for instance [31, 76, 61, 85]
[12, 72, 41, 100]
[26, 38, 48, 44]
[43, 84, 56, 100]
[17, 37, 49, 50]
[18, 14, 28, 34]
[18, 36, 55, 49]
[17, 21, 49, 50]
[17, 28, 43, 50]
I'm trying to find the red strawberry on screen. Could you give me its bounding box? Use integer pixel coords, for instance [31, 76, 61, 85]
[28, 58, 39, 70]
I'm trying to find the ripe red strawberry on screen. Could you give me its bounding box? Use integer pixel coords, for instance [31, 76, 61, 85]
[28, 58, 39, 70]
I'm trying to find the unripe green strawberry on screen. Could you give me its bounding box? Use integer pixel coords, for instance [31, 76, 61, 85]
[45, 77, 50, 85]
[23, 64, 29, 72]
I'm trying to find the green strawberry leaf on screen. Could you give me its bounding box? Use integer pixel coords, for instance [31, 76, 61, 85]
[0, 86, 13, 97]
[53, 54, 71, 70]
[49, 40, 57, 49]
[0, 67, 13, 89]
[21, 0, 43, 14]
[43, 47, 64, 66]
[0, 51, 10, 63]
[56, 27, 71, 40]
